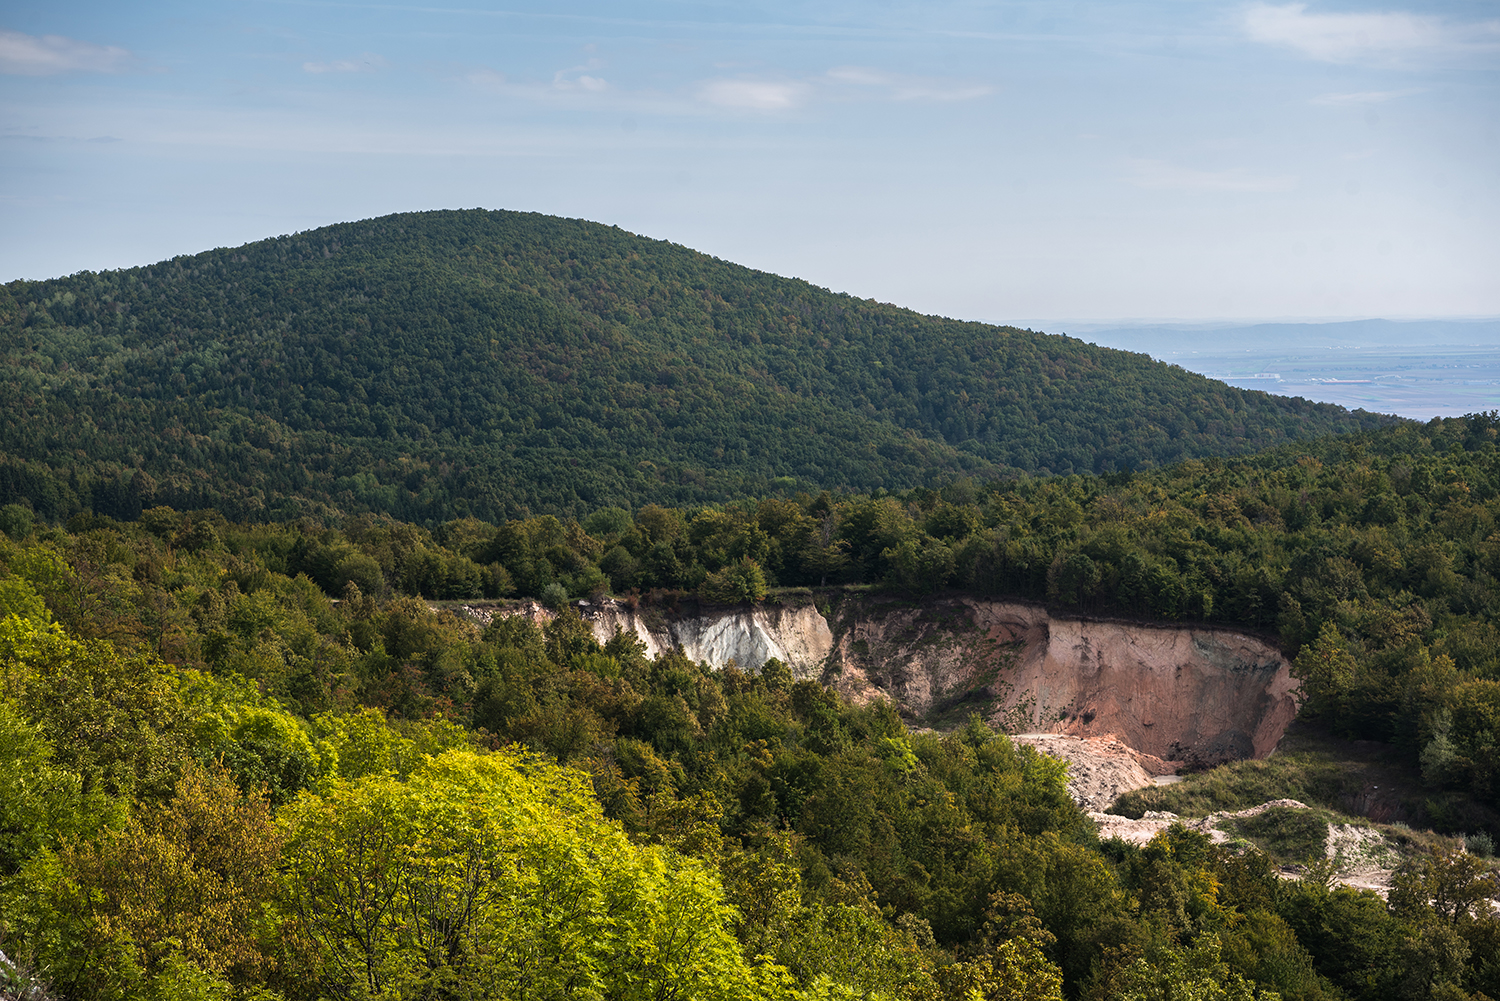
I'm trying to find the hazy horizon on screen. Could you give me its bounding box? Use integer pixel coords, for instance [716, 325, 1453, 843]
[1059, 317, 1500, 420]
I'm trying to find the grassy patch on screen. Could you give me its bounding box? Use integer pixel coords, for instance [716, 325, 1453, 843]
[1226, 806, 1329, 865]
[920, 669, 1002, 731]
[919, 642, 1023, 731]
[1110, 752, 1354, 819]
[1109, 719, 1500, 838]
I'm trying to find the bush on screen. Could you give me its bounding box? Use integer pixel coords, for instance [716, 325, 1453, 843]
[540, 582, 571, 609]
[0, 503, 35, 541]
[699, 558, 766, 605]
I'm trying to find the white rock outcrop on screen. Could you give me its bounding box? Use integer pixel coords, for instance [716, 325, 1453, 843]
[584, 600, 834, 679]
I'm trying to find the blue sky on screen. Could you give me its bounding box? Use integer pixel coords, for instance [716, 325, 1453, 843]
[2, 1, 1497, 323]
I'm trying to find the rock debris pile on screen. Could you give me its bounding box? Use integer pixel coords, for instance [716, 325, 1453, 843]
[1012, 733, 1176, 811]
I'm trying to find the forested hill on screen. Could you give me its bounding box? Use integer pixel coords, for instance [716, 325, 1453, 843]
[0, 209, 1395, 523]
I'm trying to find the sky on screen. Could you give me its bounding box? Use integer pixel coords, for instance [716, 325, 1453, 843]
[2, 0, 1497, 324]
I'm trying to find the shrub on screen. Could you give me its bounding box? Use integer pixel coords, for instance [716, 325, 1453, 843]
[540, 582, 571, 609]
[699, 558, 767, 605]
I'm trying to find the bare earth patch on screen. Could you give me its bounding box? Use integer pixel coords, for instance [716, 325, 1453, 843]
[1086, 799, 1311, 848]
[1325, 822, 1404, 895]
[1013, 733, 1177, 811]
[1018, 730, 1415, 896]
[1087, 799, 1404, 896]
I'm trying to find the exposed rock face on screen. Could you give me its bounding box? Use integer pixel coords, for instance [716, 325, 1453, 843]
[820, 596, 1297, 764]
[466, 591, 1298, 766]
[1033, 613, 1297, 763]
[584, 601, 834, 678]
[461, 598, 835, 679]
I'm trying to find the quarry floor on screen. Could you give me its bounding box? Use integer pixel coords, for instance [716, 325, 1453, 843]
[1014, 731, 1412, 896]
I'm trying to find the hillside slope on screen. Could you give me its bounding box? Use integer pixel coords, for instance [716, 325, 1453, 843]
[0, 209, 1395, 521]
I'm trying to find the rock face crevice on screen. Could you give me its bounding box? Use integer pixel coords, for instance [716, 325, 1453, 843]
[470, 593, 1297, 765]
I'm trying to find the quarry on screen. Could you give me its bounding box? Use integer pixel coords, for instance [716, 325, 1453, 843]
[461, 590, 1298, 784]
[457, 591, 1438, 898]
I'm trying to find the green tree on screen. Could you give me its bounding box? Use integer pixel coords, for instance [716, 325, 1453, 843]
[0, 700, 118, 876]
[279, 747, 789, 1000]
[702, 557, 768, 604]
[1291, 622, 1359, 720]
[1113, 935, 1281, 1001]
[1, 616, 192, 799]
[935, 937, 1065, 1001]
[8, 762, 282, 1001]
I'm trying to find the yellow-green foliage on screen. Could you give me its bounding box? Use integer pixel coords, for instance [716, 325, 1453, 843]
[278, 747, 789, 1000]
[0, 700, 120, 875]
[0, 612, 191, 800]
[184, 672, 335, 804]
[1114, 935, 1279, 1001]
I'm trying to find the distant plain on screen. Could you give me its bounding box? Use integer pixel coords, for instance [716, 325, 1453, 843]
[1067, 319, 1500, 420]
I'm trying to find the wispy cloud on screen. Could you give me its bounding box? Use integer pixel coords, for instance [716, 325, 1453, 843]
[466, 68, 507, 89]
[1127, 159, 1297, 193]
[824, 66, 991, 102]
[1242, 3, 1500, 64]
[694, 65, 990, 114]
[303, 52, 387, 74]
[697, 78, 809, 111]
[1310, 89, 1418, 106]
[555, 73, 607, 92]
[552, 60, 608, 93]
[465, 61, 611, 101]
[0, 28, 134, 76]
[0, 132, 123, 144]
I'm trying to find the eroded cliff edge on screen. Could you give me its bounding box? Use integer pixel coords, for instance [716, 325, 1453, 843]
[470, 592, 1298, 766]
[820, 596, 1298, 764]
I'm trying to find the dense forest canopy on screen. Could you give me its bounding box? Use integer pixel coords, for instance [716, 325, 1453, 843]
[4, 466, 1499, 1000]
[7, 412, 1498, 817]
[0, 209, 1394, 524]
